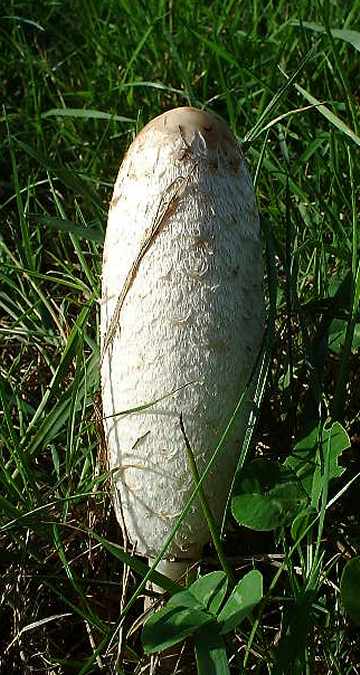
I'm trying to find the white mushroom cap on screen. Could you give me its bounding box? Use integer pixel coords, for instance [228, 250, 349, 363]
[101, 106, 264, 570]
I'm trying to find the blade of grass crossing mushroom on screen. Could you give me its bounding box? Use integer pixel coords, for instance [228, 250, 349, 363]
[179, 413, 235, 585]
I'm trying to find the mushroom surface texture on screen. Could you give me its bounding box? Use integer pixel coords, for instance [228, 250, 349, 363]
[101, 106, 265, 581]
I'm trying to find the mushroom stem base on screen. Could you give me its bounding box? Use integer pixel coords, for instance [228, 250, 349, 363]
[149, 556, 198, 586]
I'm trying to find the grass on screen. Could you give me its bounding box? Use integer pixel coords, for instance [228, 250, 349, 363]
[1, 0, 360, 672]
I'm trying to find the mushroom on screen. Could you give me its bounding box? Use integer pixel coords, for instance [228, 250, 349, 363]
[101, 106, 264, 584]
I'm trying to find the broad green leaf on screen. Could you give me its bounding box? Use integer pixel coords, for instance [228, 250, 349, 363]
[142, 606, 213, 654]
[324, 422, 349, 480]
[142, 572, 229, 654]
[285, 427, 318, 498]
[188, 572, 228, 615]
[233, 492, 282, 530]
[142, 572, 229, 655]
[195, 625, 230, 675]
[218, 570, 263, 634]
[340, 557, 360, 625]
[167, 572, 228, 614]
[167, 589, 204, 611]
[285, 422, 349, 508]
[231, 459, 306, 531]
[42, 107, 134, 122]
[292, 21, 360, 52]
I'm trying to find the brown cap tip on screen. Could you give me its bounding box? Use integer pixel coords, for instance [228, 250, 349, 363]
[139, 106, 237, 151]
